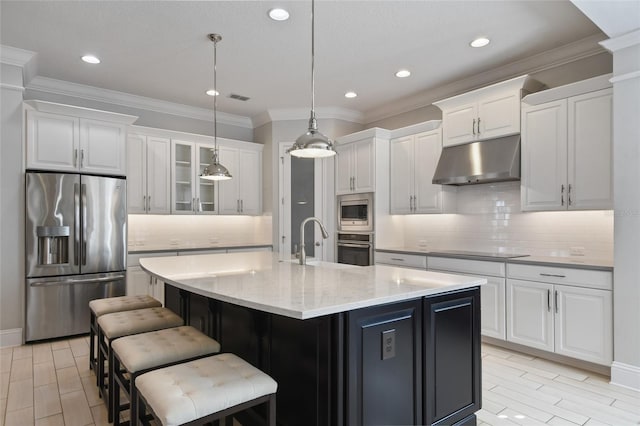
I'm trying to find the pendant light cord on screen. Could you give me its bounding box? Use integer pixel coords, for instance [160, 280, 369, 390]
[213, 35, 218, 154]
[309, 0, 317, 129]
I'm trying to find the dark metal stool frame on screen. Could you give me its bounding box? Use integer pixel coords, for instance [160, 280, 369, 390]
[111, 346, 218, 426]
[135, 389, 276, 426]
[98, 321, 183, 423]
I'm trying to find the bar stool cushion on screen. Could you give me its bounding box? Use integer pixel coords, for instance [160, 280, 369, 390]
[90, 295, 161, 317]
[98, 307, 183, 340]
[112, 326, 221, 373]
[136, 353, 278, 426]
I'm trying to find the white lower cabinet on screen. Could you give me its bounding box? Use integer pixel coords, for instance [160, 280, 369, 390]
[127, 251, 178, 305]
[427, 256, 506, 340]
[506, 263, 612, 365]
[126, 266, 165, 305]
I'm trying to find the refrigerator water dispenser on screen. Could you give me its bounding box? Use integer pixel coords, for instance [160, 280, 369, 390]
[36, 226, 70, 265]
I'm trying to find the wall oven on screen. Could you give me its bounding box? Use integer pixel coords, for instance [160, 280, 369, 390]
[338, 192, 373, 232]
[336, 232, 374, 266]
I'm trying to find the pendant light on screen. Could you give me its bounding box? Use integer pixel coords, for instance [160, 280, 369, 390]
[201, 33, 232, 181]
[287, 0, 336, 158]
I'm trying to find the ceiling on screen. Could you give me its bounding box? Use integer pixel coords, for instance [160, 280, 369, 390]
[1, 1, 604, 124]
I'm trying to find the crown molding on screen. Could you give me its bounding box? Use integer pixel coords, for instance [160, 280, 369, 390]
[0, 45, 36, 67]
[26, 76, 253, 129]
[363, 33, 608, 124]
[252, 106, 365, 128]
[600, 29, 640, 52]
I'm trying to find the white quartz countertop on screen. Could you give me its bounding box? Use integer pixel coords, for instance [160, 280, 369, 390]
[140, 251, 485, 320]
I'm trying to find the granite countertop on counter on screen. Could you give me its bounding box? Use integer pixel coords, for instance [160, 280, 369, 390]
[140, 251, 485, 320]
[376, 247, 613, 271]
[128, 243, 272, 254]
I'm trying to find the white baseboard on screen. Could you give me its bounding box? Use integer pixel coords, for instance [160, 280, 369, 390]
[610, 361, 640, 391]
[0, 328, 23, 348]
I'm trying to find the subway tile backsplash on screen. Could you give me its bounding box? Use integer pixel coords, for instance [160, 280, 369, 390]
[128, 214, 272, 251]
[401, 182, 613, 259]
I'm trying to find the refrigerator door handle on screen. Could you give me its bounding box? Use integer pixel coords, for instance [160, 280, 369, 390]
[81, 183, 87, 266]
[29, 274, 126, 287]
[74, 183, 80, 266]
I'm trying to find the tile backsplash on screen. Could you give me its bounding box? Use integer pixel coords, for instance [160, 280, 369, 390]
[400, 182, 613, 259]
[128, 214, 272, 251]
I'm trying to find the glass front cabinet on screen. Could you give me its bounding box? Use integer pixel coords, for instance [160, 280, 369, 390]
[171, 140, 217, 215]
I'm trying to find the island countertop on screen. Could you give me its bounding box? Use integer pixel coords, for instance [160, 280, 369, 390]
[140, 251, 486, 320]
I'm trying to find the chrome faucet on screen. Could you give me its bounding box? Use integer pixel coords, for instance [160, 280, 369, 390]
[299, 217, 329, 265]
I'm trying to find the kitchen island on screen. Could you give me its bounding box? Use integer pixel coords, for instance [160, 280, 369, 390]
[141, 251, 485, 426]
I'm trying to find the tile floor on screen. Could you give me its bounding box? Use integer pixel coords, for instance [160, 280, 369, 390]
[0, 337, 639, 426]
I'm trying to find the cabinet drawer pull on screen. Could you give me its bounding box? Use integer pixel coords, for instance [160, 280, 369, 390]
[477, 117, 481, 134]
[390, 258, 405, 262]
[555, 290, 559, 313]
[547, 289, 551, 312]
[472, 118, 476, 135]
[561, 184, 565, 206]
[540, 273, 566, 278]
[74, 149, 78, 167]
[568, 184, 572, 206]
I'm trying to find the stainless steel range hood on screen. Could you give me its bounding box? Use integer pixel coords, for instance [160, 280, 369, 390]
[432, 135, 521, 185]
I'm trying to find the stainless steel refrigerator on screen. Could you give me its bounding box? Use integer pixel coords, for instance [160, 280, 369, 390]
[25, 171, 127, 341]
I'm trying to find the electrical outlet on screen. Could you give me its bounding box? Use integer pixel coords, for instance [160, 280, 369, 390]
[417, 239, 429, 251]
[169, 239, 179, 246]
[381, 329, 396, 360]
[569, 246, 585, 256]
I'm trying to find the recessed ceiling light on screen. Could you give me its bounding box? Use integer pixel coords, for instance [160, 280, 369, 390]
[344, 91, 357, 98]
[206, 89, 219, 96]
[395, 69, 411, 78]
[470, 37, 490, 48]
[81, 55, 100, 64]
[268, 8, 290, 21]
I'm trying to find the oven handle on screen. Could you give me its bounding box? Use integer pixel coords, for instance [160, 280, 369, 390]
[337, 242, 372, 248]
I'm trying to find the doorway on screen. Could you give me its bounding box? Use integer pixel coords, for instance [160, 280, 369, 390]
[278, 142, 334, 262]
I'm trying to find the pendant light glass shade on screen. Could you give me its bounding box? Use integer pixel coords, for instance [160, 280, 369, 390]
[201, 33, 232, 181]
[287, 0, 336, 159]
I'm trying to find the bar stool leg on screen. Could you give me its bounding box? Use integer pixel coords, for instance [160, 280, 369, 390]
[89, 312, 95, 371]
[268, 394, 276, 426]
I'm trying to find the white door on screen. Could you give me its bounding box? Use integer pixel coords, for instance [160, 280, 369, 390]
[126, 266, 151, 297]
[521, 100, 568, 211]
[568, 88, 613, 210]
[127, 134, 147, 214]
[216, 146, 240, 215]
[147, 137, 171, 214]
[352, 139, 374, 192]
[442, 103, 477, 147]
[477, 92, 520, 140]
[278, 142, 327, 261]
[414, 130, 443, 213]
[389, 136, 414, 214]
[335, 143, 353, 194]
[238, 149, 261, 215]
[79, 119, 126, 175]
[481, 277, 506, 340]
[554, 285, 612, 365]
[506, 279, 554, 352]
[26, 110, 79, 172]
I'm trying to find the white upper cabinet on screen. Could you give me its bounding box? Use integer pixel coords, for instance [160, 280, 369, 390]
[25, 100, 137, 175]
[521, 75, 613, 211]
[127, 133, 171, 214]
[434, 75, 541, 147]
[171, 140, 219, 215]
[336, 138, 374, 194]
[217, 141, 263, 215]
[389, 126, 454, 214]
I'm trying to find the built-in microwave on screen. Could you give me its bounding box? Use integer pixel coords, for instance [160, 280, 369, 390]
[338, 192, 373, 232]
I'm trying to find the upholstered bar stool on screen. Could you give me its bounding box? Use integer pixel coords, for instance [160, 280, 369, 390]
[110, 326, 221, 426]
[97, 307, 183, 422]
[135, 353, 277, 426]
[88, 295, 162, 375]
